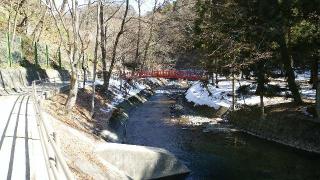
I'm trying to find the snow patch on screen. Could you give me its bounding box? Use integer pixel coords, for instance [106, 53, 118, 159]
[182, 115, 223, 126]
[185, 81, 294, 109]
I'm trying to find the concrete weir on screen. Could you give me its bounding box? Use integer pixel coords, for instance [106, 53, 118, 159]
[95, 143, 190, 179]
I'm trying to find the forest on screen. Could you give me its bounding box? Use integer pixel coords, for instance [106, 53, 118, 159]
[1, 0, 319, 114]
[0, 1, 320, 179]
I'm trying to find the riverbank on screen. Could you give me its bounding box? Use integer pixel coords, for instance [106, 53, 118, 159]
[43, 78, 166, 179]
[183, 76, 320, 154]
[228, 103, 320, 153]
[125, 87, 320, 179]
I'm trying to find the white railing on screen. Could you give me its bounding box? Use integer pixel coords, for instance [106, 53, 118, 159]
[31, 80, 73, 180]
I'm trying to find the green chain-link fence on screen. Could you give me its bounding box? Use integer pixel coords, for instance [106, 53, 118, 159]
[0, 33, 22, 65]
[0, 32, 64, 68]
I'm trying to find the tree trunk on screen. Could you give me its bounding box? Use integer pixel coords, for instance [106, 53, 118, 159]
[260, 93, 265, 120]
[60, 0, 68, 13]
[232, 72, 235, 111]
[316, 62, 320, 118]
[65, 0, 80, 114]
[91, 1, 100, 118]
[278, 32, 302, 104]
[105, 0, 129, 89]
[65, 67, 79, 113]
[141, 31, 152, 69]
[141, 0, 157, 70]
[11, 0, 26, 48]
[209, 72, 214, 85]
[99, 4, 108, 89]
[134, 0, 141, 71]
[31, 10, 47, 41]
[215, 72, 219, 87]
[256, 61, 265, 119]
[82, 54, 87, 89]
[310, 58, 318, 89]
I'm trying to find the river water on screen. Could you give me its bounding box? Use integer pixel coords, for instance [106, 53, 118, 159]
[125, 90, 320, 180]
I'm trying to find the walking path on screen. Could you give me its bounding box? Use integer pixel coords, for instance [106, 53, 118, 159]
[0, 94, 49, 180]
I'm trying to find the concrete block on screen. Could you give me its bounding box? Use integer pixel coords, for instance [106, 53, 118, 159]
[18, 68, 29, 87]
[0, 69, 15, 90]
[95, 143, 190, 179]
[9, 69, 24, 91]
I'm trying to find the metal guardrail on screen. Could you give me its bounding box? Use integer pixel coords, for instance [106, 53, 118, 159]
[31, 79, 73, 180]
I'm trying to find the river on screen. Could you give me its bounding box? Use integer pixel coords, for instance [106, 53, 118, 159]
[125, 89, 320, 180]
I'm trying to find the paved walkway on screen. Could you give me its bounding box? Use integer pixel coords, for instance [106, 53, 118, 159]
[0, 94, 49, 180]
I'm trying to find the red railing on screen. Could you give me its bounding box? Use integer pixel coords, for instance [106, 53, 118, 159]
[122, 70, 207, 81]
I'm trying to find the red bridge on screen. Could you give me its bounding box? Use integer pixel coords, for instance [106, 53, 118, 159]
[122, 70, 208, 81]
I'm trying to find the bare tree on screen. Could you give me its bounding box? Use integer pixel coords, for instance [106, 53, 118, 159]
[133, 0, 142, 70]
[91, 0, 100, 117]
[104, 0, 129, 89]
[48, 0, 83, 114]
[99, 3, 108, 89]
[99, 1, 123, 89]
[4, 0, 26, 63]
[65, 0, 81, 113]
[141, 0, 157, 69]
[60, 0, 68, 14]
[31, 1, 48, 43]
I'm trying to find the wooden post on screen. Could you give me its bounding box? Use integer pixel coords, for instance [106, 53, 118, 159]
[46, 44, 49, 68]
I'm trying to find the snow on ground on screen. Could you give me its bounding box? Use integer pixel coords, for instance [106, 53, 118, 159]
[181, 115, 223, 126]
[271, 71, 315, 100]
[185, 71, 314, 109]
[107, 78, 152, 107]
[186, 82, 229, 109]
[295, 70, 311, 81]
[80, 77, 162, 111]
[301, 89, 316, 99]
[186, 80, 257, 109]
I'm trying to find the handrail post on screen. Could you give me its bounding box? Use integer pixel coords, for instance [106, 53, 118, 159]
[32, 81, 36, 97]
[53, 132, 61, 172]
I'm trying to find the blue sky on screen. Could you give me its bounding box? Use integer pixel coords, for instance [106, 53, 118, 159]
[130, 0, 159, 14]
[55, 0, 162, 15]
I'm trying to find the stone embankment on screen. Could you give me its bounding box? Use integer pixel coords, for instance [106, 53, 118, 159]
[228, 104, 320, 153]
[0, 67, 70, 95]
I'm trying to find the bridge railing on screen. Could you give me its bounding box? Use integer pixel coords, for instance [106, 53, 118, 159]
[31, 79, 74, 180]
[122, 70, 208, 80]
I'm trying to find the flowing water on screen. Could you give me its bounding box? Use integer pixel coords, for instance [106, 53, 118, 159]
[125, 90, 320, 180]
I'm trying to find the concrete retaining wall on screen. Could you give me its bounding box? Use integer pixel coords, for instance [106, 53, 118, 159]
[46, 69, 70, 83]
[95, 143, 190, 179]
[100, 89, 154, 143]
[0, 67, 70, 95]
